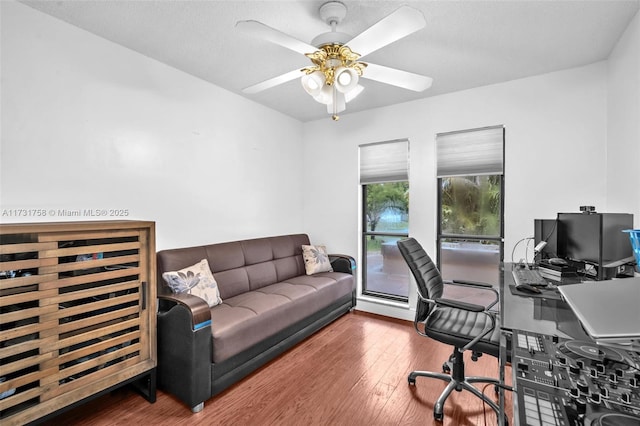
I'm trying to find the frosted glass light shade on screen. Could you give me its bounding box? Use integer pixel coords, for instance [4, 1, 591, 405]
[345, 84, 364, 102]
[301, 71, 325, 96]
[334, 67, 359, 93]
[313, 84, 333, 105]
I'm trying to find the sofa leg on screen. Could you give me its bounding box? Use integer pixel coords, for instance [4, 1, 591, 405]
[192, 402, 204, 413]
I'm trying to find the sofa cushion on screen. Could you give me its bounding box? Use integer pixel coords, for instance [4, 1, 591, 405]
[208, 274, 353, 363]
[162, 259, 222, 308]
[209, 234, 311, 299]
[157, 234, 314, 300]
[273, 256, 304, 281]
[246, 262, 278, 290]
[212, 268, 250, 300]
[241, 237, 274, 264]
[301, 245, 333, 275]
[206, 241, 246, 272]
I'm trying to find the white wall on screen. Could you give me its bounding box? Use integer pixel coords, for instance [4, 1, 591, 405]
[0, 1, 304, 250]
[607, 10, 640, 223]
[303, 62, 611, 319]
[2, 2, 637, 321]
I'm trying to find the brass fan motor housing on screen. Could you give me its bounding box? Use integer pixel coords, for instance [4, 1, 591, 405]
[302, 44, 367, 86]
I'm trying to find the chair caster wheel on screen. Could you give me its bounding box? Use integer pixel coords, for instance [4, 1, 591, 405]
[434, 412, 443, 422]
[442, 363, 451, 373]
[408, 377, 416, 386]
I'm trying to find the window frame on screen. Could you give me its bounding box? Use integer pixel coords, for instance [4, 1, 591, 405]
[435, 126, 505, 278]
[361, 183, 410, 302]
[436, 174, 505, 272]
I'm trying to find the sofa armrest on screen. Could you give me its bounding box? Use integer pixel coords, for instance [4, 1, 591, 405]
[157, 293, 212, 410]
[329, 254, 356, 275]
[158, 293, 212, 330]
[329, 254, 357, 308]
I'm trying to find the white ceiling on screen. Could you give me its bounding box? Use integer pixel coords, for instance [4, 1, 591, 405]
[20, 0, 640, 122]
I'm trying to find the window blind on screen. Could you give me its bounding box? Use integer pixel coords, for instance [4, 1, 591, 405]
[436, 126, 504, 177]
[359, 139, 409, 184]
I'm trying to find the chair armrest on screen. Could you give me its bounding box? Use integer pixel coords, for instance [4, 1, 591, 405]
[329, 254, 356, 275]
[445, 279, 500, 311]
[419, 291, 498, 353]
[451, 279, 493, 288]
[158, 293, 212, 331]
[435, 297, 485, 312]
[460, 311, 497, 353]
[440, 280, 500, 352]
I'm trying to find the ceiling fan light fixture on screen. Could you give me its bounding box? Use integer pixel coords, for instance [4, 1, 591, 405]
[334, 67, 359, 93]
[313, 83, 334, 105]
[238, 3, 432, 121]
[345, 84, 364, 102]
[326, 89, 346, 115]
[301, 71, 325, 96]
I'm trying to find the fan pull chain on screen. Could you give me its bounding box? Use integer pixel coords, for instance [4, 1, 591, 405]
[332, 85, 339, 121]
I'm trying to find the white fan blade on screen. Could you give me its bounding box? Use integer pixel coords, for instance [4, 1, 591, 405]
[242, 69, 302, 94]
[347, 6, 426, 59]
[236, 20, 317, 55]
[362, 63, 432, 92]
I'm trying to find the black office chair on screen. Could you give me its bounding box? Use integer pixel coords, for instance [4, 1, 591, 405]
[397, 237, 505, 422]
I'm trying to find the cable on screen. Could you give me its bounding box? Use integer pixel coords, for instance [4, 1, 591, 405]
[480, 382, 491, 426]
[480, 378, 514, 426]
[511, 237, 534, 264]
[536, 219, 560, 260]
[524, 238, 534, 267]
[480, 381, 514, 426]
[542, 219, 558, 243]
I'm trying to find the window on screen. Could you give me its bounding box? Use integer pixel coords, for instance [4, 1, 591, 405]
[436, 126, 505, 285]
[360, 140, 410, 301]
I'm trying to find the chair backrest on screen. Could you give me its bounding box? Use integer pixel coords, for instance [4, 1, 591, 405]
[397, 238, 444, 322]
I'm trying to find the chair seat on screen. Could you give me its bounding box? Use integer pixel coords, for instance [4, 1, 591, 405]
[425, 306, 501, 357]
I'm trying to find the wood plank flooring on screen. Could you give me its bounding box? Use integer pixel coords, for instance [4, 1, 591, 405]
[40, 311, 513, 426]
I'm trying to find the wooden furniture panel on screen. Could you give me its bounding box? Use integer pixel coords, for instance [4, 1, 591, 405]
[0, 221, 156, 425]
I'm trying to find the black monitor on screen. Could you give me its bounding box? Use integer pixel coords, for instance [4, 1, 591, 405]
[557, 212, 634, 279]
[534, 219, 558, 260]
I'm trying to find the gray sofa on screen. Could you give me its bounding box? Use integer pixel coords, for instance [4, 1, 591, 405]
[156, 234, 356, 412]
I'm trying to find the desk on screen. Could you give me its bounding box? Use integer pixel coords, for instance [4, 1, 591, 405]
[498, 264, 640, 426]
[500, 263, 590, 339]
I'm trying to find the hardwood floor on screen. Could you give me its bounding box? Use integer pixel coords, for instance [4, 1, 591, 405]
[41, 312, 513, 426]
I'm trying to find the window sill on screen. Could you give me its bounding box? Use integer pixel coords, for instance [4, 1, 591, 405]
[355, 295, 414, 321]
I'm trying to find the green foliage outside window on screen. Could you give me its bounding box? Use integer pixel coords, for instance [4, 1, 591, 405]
[365, 182, 409, 235]
[441, 175, 501, 237]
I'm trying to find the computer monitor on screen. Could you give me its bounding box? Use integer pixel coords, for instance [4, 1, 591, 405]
[534, 219, 558, 260]
[557, 212, 634, 279]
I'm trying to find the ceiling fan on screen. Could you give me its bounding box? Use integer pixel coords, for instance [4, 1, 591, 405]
[236, 1, 433, 121]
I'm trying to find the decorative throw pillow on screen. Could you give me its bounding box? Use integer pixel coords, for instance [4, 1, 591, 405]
[302, 245, 333, 275]
[162, 259, 222, 308]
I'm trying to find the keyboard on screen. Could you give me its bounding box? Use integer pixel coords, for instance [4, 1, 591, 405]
[512, 267, 548, 287]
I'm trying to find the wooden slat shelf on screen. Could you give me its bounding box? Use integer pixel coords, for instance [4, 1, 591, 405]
[40, 240, 141, 259]
[0, 221, 156, 425]
[0, 274, 57, 292]
[39, 267, 141, 291]
[0, 242, 58, 256]
[38, 254, 140, 274]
